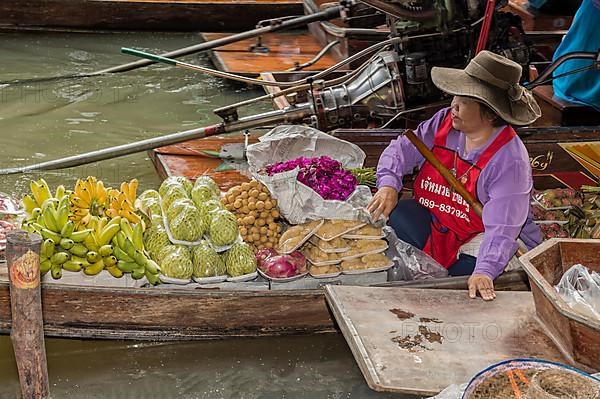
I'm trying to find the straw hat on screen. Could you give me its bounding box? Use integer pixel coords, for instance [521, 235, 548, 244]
[431, 51, 542, 126]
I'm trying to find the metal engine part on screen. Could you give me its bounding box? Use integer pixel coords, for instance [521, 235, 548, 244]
[309, 51, 404, 130]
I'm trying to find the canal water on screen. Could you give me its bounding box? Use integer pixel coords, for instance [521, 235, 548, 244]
[0, 32, 415, 398]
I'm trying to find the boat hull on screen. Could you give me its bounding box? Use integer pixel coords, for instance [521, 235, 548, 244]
[0, 0, 303, 32]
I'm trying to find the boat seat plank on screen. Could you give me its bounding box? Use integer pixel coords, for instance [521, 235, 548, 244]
[201, 31, 338, 75]
[202, 32, 333, 54]
[324, 286, 568, 396]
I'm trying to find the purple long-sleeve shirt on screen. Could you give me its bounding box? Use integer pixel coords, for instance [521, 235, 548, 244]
[377, 107, 542, 280]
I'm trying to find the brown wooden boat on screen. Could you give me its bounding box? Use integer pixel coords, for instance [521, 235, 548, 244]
[0, 262, 528, 340]
[0, 0, 303, 32]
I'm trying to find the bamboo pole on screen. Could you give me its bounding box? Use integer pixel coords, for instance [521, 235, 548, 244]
[6, 230, 50, 399]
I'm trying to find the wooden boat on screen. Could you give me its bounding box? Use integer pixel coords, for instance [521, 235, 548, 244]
[0, 261, 529, 340]
[0, 0, 303, 32]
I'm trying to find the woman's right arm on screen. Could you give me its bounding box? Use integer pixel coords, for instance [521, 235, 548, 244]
[376, 107, 449, 191]
[369, 108, 449, 220]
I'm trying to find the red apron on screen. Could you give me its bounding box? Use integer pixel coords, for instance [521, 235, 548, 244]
[412, 113, 517, 268]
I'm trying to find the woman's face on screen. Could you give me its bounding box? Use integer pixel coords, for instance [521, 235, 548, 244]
[450, 96, 492, 133]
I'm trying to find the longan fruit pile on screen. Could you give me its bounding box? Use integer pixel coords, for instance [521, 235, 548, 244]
[222, 180, 282, 252]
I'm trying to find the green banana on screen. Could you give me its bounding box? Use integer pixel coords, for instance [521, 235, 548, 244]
[50, 263, 62, 279]
[145, 259, 161, 275]
[131, 265, 146, 280]
[145, 269, 160, 285]
[112, 245, 134, 262]
[70, 229, 93, 243]
[41, 239, 56, 259]
[61, 220, 75, 237]
[120, 218, 134, 241]
[40, 259, 52, 275]
[132, 222, 144, 251]
[82, 233, 99, 251]
[69, 243, 89, 257]
[59, 237, 75, 250]
[83, 260, 105, 276]
[86, 251, 101, 264]
[55, 195, 70, 232]
[98, 244, 113, 257]
[62, 260, 83, 272]
[50, 251, 70, 265]
[122, 237, 138, 259]
[55, 184, 66, 199]
[116, 260, 139, 273]
[114, 231, 127, 251]
[40, 228, 62, 243]
[131, 250, 148, 267]
[41, 207, 59, 232]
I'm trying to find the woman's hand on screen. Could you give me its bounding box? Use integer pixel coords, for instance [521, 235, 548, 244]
[468, 273, 496, 301]
[367, 186, 398, 222]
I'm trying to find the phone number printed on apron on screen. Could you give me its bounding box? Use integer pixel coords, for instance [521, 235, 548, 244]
[418, 197, 470, 222]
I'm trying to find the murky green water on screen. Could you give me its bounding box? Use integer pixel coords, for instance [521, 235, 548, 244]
[0, 32, 415, 399]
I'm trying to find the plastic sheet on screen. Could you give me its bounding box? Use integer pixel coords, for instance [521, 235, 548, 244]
[246, 125, 372, 224]
[383, 226, 448, 281]
[555, 263, 600, 321]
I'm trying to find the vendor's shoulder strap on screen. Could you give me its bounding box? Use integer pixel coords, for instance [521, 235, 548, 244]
[433, 111, 453, 147]
[476, 125, 517, 169]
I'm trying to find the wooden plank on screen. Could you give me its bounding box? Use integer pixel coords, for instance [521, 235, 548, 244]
[324, 286, 568, 396]
[201, 31, 338, 75]
[0, 0, 303, 32]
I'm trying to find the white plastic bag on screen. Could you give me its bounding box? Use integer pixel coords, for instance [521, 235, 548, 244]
[246, 125, 372, 224]
[555, 264, 600, 321]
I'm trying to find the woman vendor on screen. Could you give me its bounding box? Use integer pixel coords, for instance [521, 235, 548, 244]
[368, 51, 543, 301]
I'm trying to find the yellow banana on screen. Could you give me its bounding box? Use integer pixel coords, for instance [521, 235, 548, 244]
[22, 195, 38, 214]
[37, 178, 52, 204]
[98, 245, 113, 257]
[59, 238, 75, 250]
[83, 233, 99, 252]
[103, 255, 118, 267]
[70, 195, 90, 209]
[97, 224, 120, 247]
[86, 251, 101, 264]
[83, 259, 105, 276]
[55, 196, 69, 232]
[106, 265, 123, 278]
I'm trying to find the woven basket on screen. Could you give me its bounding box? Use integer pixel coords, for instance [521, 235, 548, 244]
[528, 369, 600, 399]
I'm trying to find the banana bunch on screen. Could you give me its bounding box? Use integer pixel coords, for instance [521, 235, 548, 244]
[69, 176, 109, 227]
[70, 216, 123, 277]
[106, 179, 141, 224]
[112, 218, 160, 285]
[22, 192, 94, 279]
[22, 178, 67, 220]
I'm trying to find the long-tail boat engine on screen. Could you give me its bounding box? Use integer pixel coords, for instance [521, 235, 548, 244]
[304, 0, 531, 128]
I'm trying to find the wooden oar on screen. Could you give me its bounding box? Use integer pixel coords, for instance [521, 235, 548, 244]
[404, 129, 527, 256]
[0, 7, 342, 85]
[0, 106, 312, 175]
